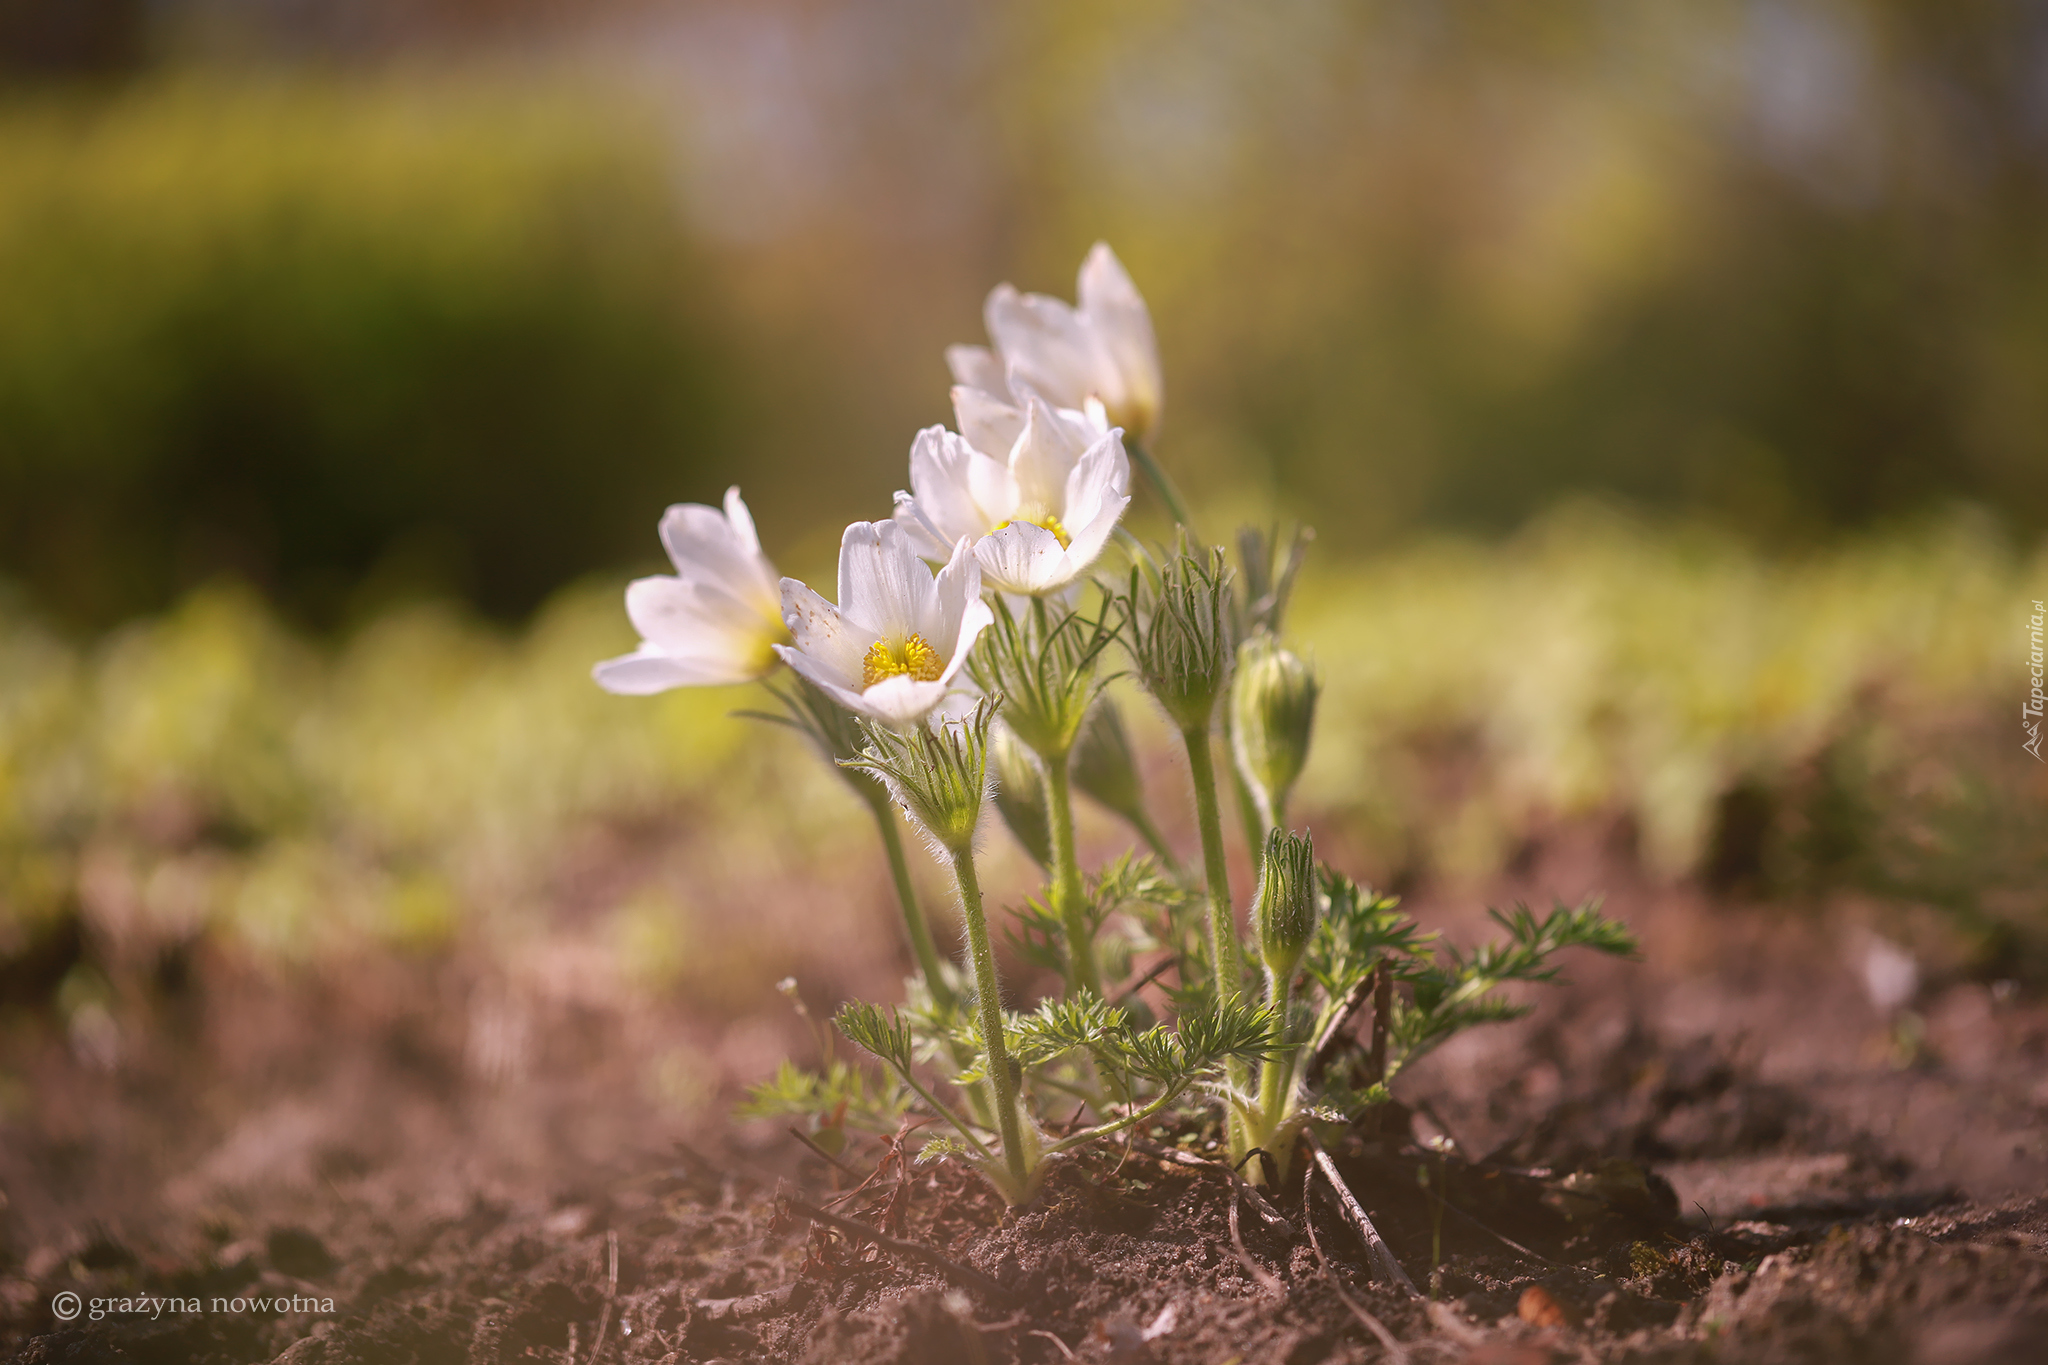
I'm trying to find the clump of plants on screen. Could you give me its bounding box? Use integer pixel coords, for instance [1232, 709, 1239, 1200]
[597, 245, 1636, 1202]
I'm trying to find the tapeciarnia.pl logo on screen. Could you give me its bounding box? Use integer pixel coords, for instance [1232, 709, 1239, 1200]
[2026, 599, 2044, 762]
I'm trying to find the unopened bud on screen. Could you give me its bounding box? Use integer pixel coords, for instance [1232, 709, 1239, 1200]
[841, 698, 998, 856]
[1231, 637, 1319, 829]
[1128, 545, 1234, 734]
[990, 726, 1052, 867]
[1253, 827, 1318, 979]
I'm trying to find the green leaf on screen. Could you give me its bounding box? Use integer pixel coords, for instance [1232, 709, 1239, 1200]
[1302, 865, 1434, 1000]
[835, 1000, 914, 1071]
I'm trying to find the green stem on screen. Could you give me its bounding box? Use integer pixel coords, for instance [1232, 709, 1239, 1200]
[861, 783, 954, 1011]
[950, 847, 1030, 1195]
[1043, 751, 1102, 1000]
[1185, 724, 1251, 1162]
[1044, 1080, 1191, 1155]
[1126, 437, 1193, 532]
[1256, 970, 1294, 1130]
[1235, 760, 1269, 876]
[1182, 727, 1241, 1002]
[1221, 708, 1269, 874]
[890, 1064, 995, 1162]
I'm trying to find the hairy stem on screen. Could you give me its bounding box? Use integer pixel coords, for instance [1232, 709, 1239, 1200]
[1185, 723, 1251, 1161]
[889, 1063, 995, 1162]
[1255, 969, 1294, 1136]
[1183, 727, 1241, 1002]
[1043, 752, 1102, 1000]
[860, 785, 955, 1011]
[951, 847, 1030, 1195]
[1044, 1081, 1192, 1155]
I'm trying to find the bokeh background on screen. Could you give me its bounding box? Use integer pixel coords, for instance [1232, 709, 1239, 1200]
[2, 0, 2047, 1251]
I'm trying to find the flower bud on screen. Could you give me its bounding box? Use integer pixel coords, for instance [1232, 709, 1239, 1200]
[1253, 827, 1318, 979]
[841, 698, 998, 856]
[1230, 637, 1319, 829]
[1127, 544, 1234, 734]
[1071, 698, 1145, 830]
[990, 726, 1052, 867]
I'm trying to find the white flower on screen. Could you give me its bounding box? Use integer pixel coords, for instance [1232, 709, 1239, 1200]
[948, 242, 1163, 444]
[593, 487, 789, 694]
[892, 395, 1132, 596]
[775, 519, 994, 726]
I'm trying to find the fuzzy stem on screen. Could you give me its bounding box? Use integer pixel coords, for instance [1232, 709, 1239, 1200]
[1044, 1080, 1192, 1155]
[1185, 723, 1251, 1163]
[1042, 752, 1102, 1000]
[1256, 969, 1294, 1135]
[1183, 727, 1241, 1001]
[951, 847, 1030, 1195]
[1126, 437, 1193, 532]
[860, 784, 954, 1011]
[888, 1063, 995, 1162]
[1222, 709, 1268, 877]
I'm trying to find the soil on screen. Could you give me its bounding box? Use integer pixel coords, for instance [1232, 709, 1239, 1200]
[5, 825, 2048, 1364]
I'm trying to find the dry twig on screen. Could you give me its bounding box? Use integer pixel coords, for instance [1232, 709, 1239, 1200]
[787, 1126, 860, 1177]
[1303, 1162, 1411, 1365]
[1305, 971, 1375, 1086]
[1227, 1184, 1285, 1296]
[582, 1230, 618, 1365]
[1027, 1328, 1079, 1361]
[1305, 1132, 1422, 1298]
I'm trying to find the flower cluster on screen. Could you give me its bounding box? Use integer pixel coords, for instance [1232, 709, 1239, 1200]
[596, 244, 1636, 1204]
[596, 243, 1159, 728]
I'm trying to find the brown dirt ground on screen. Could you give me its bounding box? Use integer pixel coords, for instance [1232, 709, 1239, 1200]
[5, 822, 2048, 1364]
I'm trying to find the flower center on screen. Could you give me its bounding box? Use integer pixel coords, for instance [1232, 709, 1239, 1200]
[862, 633, 945, 689]
[993, 513, 1071, 549]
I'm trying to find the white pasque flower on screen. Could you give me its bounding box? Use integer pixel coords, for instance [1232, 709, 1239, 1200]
[892, 395, 1131, 596]
[593, 487, 789, 694]
[775, 519, 994, 726]
[947, 241, 1163, 444]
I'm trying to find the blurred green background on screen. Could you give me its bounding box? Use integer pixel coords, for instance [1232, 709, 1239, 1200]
[0, 0, 2044, 1019]
[3, 0, 2045, 626]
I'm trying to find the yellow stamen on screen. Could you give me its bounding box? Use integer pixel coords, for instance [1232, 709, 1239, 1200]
[993, 514, 1071, 549]
[862, 633, 945, 689]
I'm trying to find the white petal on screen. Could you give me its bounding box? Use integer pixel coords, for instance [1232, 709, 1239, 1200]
[1060, 430, 1132, 530]
[907, 425, 1017, 540]
[780, 579, 867, 688]
[985, 283, 1119, 417]
[625, 575, 752, 651]
[659, 500, 780, 619]
[1060, 485, 1132, 584]
[848, 675, 955, 727]
[891, 493, 956, 563]
[721, 486, 763, 557]
[927, 535, 989, 663]
[1077, 243, 1162, 435]
[776, 644, 871, 715]
[946, 343, 1009, 395]
[593, 648, 754, 695]
[1008, 397, 1090, 514]
[838, 519, 937, 644]
[951, 384, 1026, 460]
[975, 522, 1072, 596]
